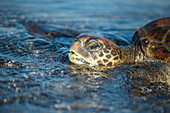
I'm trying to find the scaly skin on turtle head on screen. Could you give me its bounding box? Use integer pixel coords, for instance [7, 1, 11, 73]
[69, 34, 121, 66]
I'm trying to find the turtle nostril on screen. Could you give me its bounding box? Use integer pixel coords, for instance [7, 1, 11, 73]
[69, 51, 76, 55]
[69, 51, 73, 53]
[71, 51, 74, 54]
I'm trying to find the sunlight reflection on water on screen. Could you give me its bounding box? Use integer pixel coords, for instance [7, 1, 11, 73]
[0, 0, 169, 113]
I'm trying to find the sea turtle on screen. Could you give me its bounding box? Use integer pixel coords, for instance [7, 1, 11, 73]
[69, 17, 170, 67]
[24, 18, 170, 85]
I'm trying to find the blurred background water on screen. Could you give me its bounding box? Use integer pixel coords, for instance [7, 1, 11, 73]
[0, 0, 170, 113]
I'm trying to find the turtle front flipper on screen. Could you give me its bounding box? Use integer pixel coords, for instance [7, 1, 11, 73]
[24, 21, 81, 37]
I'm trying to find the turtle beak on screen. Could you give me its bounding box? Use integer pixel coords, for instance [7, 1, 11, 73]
[69, 39, 95, 65]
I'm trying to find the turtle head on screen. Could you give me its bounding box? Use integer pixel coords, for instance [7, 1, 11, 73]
[69, 34, 121, 66]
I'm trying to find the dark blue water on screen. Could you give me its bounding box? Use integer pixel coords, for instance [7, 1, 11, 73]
[0, 0, 170, 113]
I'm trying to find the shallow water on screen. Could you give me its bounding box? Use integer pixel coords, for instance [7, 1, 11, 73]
[0, 0, 170, 113]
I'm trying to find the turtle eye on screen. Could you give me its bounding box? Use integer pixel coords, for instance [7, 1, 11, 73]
[85, 39, 103, 51]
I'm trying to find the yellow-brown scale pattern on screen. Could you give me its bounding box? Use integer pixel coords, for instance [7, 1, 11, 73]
[95, 43, 121, 66]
